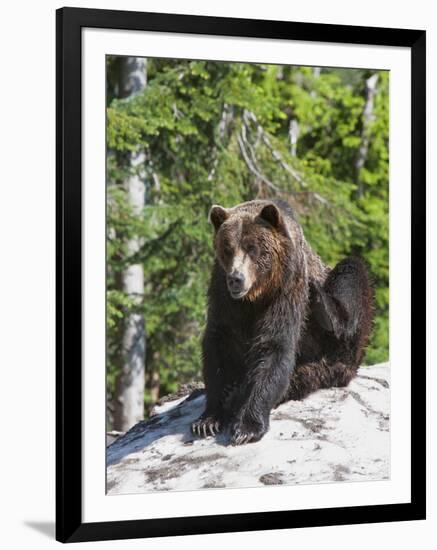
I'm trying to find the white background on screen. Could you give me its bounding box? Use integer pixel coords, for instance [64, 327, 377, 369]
[0, 0, 434, 548]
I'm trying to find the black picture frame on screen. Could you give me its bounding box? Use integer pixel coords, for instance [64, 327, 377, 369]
[56, 6, 426, 543]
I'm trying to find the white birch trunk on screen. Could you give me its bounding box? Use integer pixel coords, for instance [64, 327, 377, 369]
[288, 119, 300, 157]
[113, 57, 147, 431]
[355, 73, 379, 198]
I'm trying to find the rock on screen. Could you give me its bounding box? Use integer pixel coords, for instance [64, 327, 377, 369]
[106, 430, 125, 446]
[106, 364, 390, 494]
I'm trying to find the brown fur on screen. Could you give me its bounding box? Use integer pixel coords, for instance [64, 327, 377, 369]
[193, 199, 374, 445]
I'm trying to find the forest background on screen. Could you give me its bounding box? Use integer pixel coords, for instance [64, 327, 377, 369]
[106, 56, 389, 431]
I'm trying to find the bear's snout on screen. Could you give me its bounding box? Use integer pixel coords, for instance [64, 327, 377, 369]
[227, 271, 246, 298]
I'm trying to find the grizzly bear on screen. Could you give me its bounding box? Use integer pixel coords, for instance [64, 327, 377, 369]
[191, 199, 374, 445]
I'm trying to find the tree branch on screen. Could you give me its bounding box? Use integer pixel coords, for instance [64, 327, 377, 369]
[243, 110, 307, 188]
[237, 129, 280, 193]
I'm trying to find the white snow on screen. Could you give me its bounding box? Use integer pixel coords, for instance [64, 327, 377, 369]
[107, 364, 390, 495]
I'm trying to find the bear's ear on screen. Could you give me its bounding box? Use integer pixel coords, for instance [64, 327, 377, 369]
[208, 205, 229, 231]
[259, 203, 285, 232]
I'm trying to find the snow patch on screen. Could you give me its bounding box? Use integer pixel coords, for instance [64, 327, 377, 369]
[107, 364, 390, 494]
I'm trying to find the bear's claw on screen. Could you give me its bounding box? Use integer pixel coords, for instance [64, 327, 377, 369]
[230, 429, 255, 446]
[191, 416, 221, 438]
[230, 419, 266, 445]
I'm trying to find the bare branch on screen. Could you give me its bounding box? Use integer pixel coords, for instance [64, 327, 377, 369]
[294, 190, 329, 206]
[237, 129, 280, 193]
[237, 109, 332, 209]
[243, 110, 307, 187]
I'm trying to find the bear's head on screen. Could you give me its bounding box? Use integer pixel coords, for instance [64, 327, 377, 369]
[209, 200, 293, 301]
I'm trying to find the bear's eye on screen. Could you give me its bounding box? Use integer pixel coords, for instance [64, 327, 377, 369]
[245, 243, 258, 257]
[223, 245, 233, 259]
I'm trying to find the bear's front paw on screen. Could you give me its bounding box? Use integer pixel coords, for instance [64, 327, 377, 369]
[230, 418, 267, 446]
[191, 415, 221, 438]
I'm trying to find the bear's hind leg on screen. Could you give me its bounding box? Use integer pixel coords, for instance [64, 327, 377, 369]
[283, 360, 357, 402]
[282, 256, 374, 404]
[316, 256, 374, 349]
